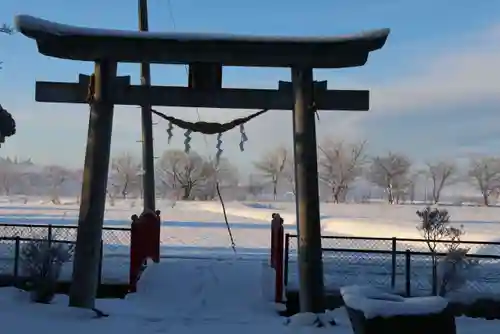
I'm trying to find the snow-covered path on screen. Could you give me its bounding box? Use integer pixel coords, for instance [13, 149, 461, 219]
[123, 258, 276, 321]
[0, 257, 498, 333]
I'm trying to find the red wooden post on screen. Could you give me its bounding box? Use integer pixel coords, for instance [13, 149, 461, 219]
[271, 213, 284, 303]
[129, 209, 161, 292]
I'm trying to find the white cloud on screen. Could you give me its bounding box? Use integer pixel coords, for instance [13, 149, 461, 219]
[313, 23, 500, 158]
[369, 23, 500, 114]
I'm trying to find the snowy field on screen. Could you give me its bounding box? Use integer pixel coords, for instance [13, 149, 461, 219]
[1, 197, 500, 294]
[2, 197, 500, 242]
[0, 257, 497, 334]
[0, 197, 499, 332]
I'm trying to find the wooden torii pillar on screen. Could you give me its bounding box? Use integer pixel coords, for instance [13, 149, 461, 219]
[15, 14, 390, 311]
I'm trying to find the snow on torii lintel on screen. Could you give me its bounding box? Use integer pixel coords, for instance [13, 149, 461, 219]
[14, 14, 389, 44]
[13, 14, 390, 67]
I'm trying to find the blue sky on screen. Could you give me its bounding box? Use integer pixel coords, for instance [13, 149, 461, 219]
[1, 0, 500, 174]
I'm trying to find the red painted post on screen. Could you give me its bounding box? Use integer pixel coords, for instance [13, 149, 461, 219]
[271, 213, 284, 303]
[129, 209, 161, 292]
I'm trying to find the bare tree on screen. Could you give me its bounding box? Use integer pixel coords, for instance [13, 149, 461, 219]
[426, 161, 457, 204]
[468, 156, 500, 206]
[318, 139, 367, 203]
[155, 149, 211, 200]
[253, 147, 288, 200]
[44, 166, 71, 204]
[110, 152, 141, 199]
[367, 152, 411, 204]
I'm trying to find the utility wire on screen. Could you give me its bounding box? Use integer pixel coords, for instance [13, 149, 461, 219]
[165, 0, 236, 253]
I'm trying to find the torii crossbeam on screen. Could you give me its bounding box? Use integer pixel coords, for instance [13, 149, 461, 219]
[15, 14, 390, 312]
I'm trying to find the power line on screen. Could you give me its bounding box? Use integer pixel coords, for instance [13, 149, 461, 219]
[164, 0, 235, 253]
[165, 0, 210, 152]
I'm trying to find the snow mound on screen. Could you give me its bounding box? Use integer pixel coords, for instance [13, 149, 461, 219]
[286, 312, 337, 327]
[341, 285, 448, 319]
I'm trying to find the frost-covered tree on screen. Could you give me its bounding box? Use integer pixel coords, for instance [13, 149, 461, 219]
[43, 165, 72, 204]
[468, 156, 500, 206]
[110, 152, 142, 199]
[155, 149, 213, 200]
[426, 161, 457, 204]
[318, 139, 367, 203]
[197, 157, 239, 200]
[367, 152, 411, 204]
[253, 147, 288, 200]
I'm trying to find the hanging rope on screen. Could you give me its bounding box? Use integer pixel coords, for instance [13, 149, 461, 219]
[151, 108, 268, 135]
[162, 1, 241, 253]
[215, 133, 223, 166]
[183, 129, 192, 153]
[166, 121, 174, 144]
[217, 181, 236, 252]
[239, 124, 248, 151]
[151, 107, 269, 254]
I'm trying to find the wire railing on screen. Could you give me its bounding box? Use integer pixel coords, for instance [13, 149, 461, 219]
[284, 234, 500, 296]
[0, 223, 131, 284]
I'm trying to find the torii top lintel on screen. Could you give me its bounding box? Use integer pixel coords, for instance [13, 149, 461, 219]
[15, 15, 390, 68]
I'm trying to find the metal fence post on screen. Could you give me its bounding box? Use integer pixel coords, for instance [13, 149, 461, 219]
[13, 237, 20, 280]
[98, 240, 103, 286]
[270, 219, 275, 267]
[47, 224, 53, 247]
[284, 233, 290, 288]
[405, 249, 411, 297]
[391, 237, 397, 289]
[272, 214, 284, 303]
[432, 255, 438, 296]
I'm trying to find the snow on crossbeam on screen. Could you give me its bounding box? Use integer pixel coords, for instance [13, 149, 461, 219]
[14, 14, 390, 67]
[341, 285, 449, 319]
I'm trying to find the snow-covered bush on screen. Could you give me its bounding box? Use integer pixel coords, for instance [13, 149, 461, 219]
[416, 206, 478, 295]
[20, 239, 74, 303]
[437, 248, 479, 297]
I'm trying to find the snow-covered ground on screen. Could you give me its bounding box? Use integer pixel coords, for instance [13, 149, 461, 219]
[0, 257, 497, 333]
[2, 198, 500, 247]
[0, 197, 499, 332]
[0, 198, 500, 292]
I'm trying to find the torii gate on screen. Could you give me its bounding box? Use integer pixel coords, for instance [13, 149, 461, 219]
[15, 15, 389, 311]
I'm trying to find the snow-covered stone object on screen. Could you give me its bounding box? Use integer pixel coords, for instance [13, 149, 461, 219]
[341, 285, 456, 334]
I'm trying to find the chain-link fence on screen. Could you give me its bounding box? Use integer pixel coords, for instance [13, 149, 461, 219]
[284, 234, 500, 296]
[0, 223, 131, 285]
